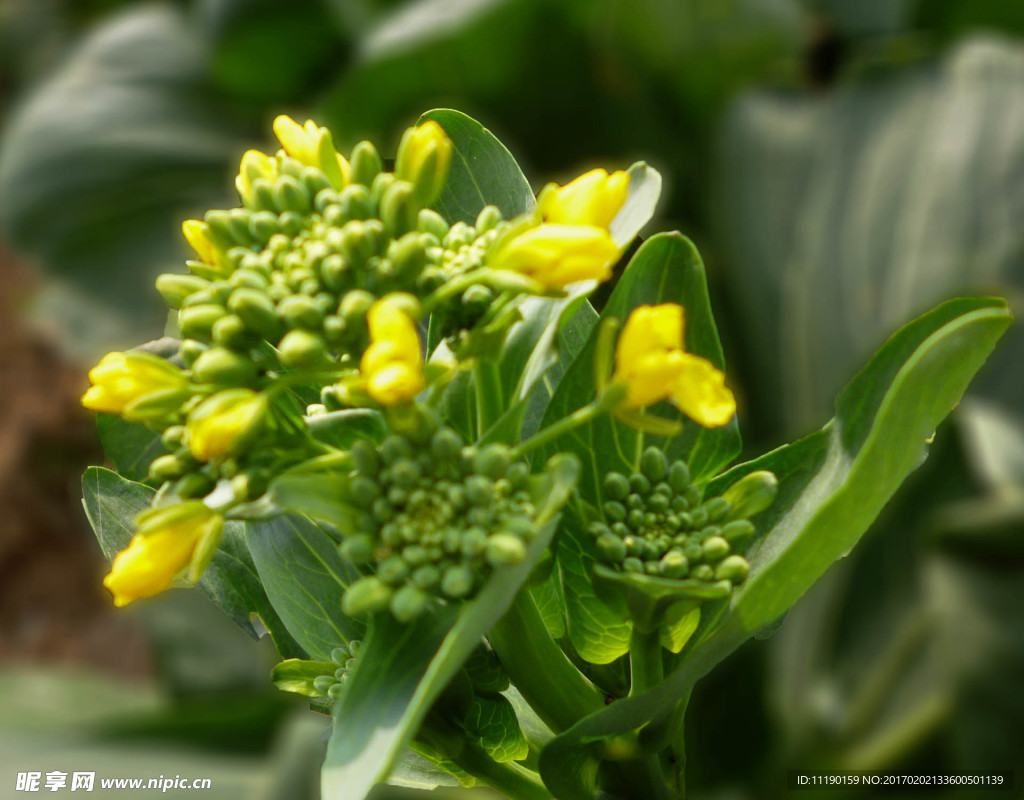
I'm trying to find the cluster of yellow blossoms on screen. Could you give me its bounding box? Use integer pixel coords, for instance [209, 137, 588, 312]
[82, 114, 735, 609]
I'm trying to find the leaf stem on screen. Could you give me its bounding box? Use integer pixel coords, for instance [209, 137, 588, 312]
[629, 625, 664, 697]
[488, 591, 606, 732]
[474, 358, 505, 439]
[509, 402, 601, 460]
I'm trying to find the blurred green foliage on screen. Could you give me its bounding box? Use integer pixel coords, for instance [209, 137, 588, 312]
[1, 0, 1023, 797]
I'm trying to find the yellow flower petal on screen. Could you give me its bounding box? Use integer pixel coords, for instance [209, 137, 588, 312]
[538, 168, 629, 229]
[82, 352, 187, 419]
[615, 304, 683, 367]
[357, 296, 424, 406]
[492, 224, 620, 289]
[187, 389, 265, 462]
[670, 353, 736, 428]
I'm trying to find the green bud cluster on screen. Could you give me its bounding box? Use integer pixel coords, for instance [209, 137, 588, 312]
[340, 424, 539, 622]
[590, 447, 756, 588]
[312, 639, 362, 701]
[159, 145, 512, 386]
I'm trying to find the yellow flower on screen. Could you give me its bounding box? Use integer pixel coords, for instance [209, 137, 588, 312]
[81, 351, 189, 420]
[612, 304, 735, 427]
[103, 503, 222, 607]
[187, 389, 266, 462]
[395, 120, 453, 206]
[235, 149, 278, 208]
[537, 168, 629, 230]
[491, 224, 620, 289]
[273, 115, 351, 188]
[360, 296, 424, 405]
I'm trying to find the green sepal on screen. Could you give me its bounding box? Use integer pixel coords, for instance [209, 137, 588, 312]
[272, 659, 336, 697]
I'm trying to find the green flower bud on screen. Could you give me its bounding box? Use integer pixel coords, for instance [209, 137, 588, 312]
[623, 557, 644, 573]
[473, 444, 511, 480]
[603, 472, 630, 501]
[179, 304, 226, 341]
[212, 314, 252, 350]
[350, 476, 381, 510]
[175, 472, 215, 499]
[228, 288, 283, 342]
[629, 473, 651, 495]
[390, 459, 422, 488]
[683, 542, 703, 563]
[684, 485, 702, 507]
[380, 180, 420, 238]
[149, 454, 187, 482]
[640, 447, 668, 482]
[388, 232, 428, 280]
[485, 533, 526, 566]
[339, 183, 373, 221]
[339, 221, 376, 268]
[203, 210, 240, 251]
[417, 266, 446, 293]
[350, 141, 383, 187]
[278, 295, 325, 331]
[721, 471, 778, 521]
[302, 167, 332, 200]
[342, 576, 393, 616]
[704, 497, 731, 523]
[339, 290, 376, 333]
[475, 205, 502, 234]
[461, 284, 493, 314]
[441, 565, 474, 598]
[391, 585, 429, 623]
[691, 564, 715, 582]
[603, 501, 626, 522]
[689, 507, 708, 529]
[156, 274, 210, 310]
[248, 210, 280, 243]
[461, 527, 487, 557]
[721, 520, 756, 544]
[658, 550, 689, 578]
[597, 533, 627, 563]
[180, 339, 208, 367]
[418, 208, 450, 241]
[161, 425, 186, 450]
[323, 314, 347, 344]
[350, 439, 380, 477]
[191, 346, 258, 386]
[464, 475, 494, 507]
[395, 120, 452, 207]
[411, 565, 440, 590]
[714, 554, 749, 583]
[381, 435, 413, 465]
[278, 329, 329, 369]
[647, 494, 669, 513]
[275, 174, 312, 214]
[431, 429, 463, 462]
[331, 646, 348, 666]
[341, 534, 375, 564]
[627, 509, 644, 529]
[378, 556, 410, 585]
[702, 536, 730, 563]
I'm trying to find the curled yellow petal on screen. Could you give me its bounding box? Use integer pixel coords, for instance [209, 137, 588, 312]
[82, 351, 187, 419]
[671, 353, 736, 428]
[538, 168, 629, 230]
[187, 389, 266, 462]
[358, 296, 424, 405]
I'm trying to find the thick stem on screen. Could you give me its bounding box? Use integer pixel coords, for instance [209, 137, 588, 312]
[628, 626, 665, 697]
[488, 592, 606, 732]
[474, 359, 505, 438]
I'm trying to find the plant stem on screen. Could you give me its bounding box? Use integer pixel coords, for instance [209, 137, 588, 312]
[629, 625, 664, 697]
[474, 358, 505, 438]
[488, 592, 606, 732]
[509, 402, 601, 460]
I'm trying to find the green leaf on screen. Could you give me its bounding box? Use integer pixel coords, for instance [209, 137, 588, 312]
[271, 659, 336, 697]
[537, 296, 1011, 800]
[320, 454, 578, 800]
[245, 515, 364, 661]
[420, 108, 534, 225]
[96, 414, 165, 483]
[81, 467, 304, 657]
[558, 511, 632, 664]
[529, 571, 566, 640]
[464, 693, 529, 763]
[537, 232, 742, 500]
[609, 162, 662, 248]
[307, 409, 388, 449]
[390, 747, 472, 789]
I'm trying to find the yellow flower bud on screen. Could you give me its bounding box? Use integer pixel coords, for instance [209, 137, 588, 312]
[491, 224, 620, 289]
[81, 351, 189, 420]
[103, 503, 223, 607]
[236, 149, 277, 207]
[537, 168, 629, 229]
[612, 304, 735, 427]
[395, 120, 453, 206]
[187, 388, 266, 462]
[182, 219, 220, 265]
[359, 296, 424, 405]
[273, 115, 351, 189]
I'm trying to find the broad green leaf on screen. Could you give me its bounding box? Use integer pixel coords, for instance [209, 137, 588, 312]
[81, 467, 304, 657]
[420, 108, 534, 225]
[390, 747, 472, 789]
[271, 659, 336, 697]
[530, 571, 566, 640]
[245, 515, 364, 661]
[558, 511, 632, 664]
[320, 454, 577, 800]
[96, 414, 164, 483]
[537, 296, 1011, 800]
[307, 409, 388, 449]
[537, 232, 742, 501]
[609, 162, 662, 248]
[464, 694, 529, 763]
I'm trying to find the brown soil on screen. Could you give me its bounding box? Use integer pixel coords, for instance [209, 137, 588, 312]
[0, 244, 150, 678]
